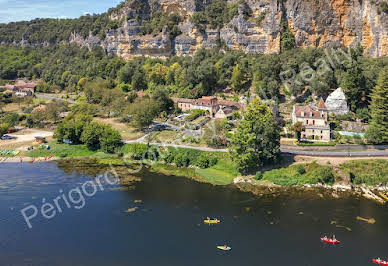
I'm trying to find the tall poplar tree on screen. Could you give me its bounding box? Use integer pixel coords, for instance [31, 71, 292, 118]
[365, 66, 388, 144]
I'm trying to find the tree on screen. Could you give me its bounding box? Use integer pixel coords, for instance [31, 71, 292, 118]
[81, 122, 105, 151]
[100, 125, 122, 153]
[54, 114, 92, 144]
[131, 70, 147, 91]
[231, 64, 245, 92]
[280, 19, 296, 51]
[0, 123, 9, 137]
[152, 87, 174, 114]
[126, 98, 159, 128]
[365, 67, 388, 144]
[291, 121, 306, 142]
[229, 99, 281, 174]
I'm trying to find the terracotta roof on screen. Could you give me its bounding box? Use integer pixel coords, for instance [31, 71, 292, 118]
[192, 98, 217, 107]
[173, 96, 244, 109]
[15, 81, 37, 88]
[318, 97, 326, 109]
[172, 98, 194, 104]
[293, 105, 324, 119]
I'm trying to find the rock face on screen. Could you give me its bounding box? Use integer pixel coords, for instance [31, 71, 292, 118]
[325, 87, 349, 115]
[26, 0, 388, 59]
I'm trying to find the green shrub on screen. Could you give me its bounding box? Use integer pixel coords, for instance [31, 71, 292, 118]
[262, 162, 335, 186]
[255, 171, 263, 180]
[196, 155, 210, 168]
[120, 144, 148, 160]
[174, 153, 190, 167]
[340, 160, 388, 186]
[209, 156, 218, 167]
[294, 164, 306, 175]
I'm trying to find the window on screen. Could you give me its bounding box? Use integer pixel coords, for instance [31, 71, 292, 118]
[306, 120, 309, 124]
[313, 120, 315, 125]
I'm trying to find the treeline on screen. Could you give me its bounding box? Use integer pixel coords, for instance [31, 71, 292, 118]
[0, 13, 122, 44]
[0, 45, 124, 86]
[1, 44, 387, 111]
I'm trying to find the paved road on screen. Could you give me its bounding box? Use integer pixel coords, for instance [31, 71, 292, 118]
[280, 148, 388, 157]
[36, 94, 79, 104]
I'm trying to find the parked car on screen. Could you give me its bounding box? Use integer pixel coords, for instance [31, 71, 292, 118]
[1, 135, 16, 140]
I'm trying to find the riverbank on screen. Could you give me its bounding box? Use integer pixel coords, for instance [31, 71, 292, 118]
[2, 142, 388, 203]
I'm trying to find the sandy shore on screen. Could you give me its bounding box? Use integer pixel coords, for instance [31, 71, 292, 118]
[0, 156, 57, 163]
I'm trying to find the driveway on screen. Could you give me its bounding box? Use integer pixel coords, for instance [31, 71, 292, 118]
[0, 129, 53, 148]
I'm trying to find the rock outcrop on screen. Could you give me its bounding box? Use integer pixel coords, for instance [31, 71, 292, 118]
[325, 88, 349, 115]
[13, 0, 388, 59]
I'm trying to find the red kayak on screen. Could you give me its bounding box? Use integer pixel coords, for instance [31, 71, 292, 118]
[373, 259, 388, 265]
[321, 237, 340, 244]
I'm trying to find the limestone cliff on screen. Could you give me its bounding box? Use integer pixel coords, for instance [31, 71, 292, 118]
[52, 0, 388, 58]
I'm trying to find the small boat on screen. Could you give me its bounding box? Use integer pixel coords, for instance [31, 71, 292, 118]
[217, 245, 231, 251]
[204, 218, 220, 224]
[373, 259, 388, 265]
[321, 237, 340, 244]
[379, 193, 388, 201]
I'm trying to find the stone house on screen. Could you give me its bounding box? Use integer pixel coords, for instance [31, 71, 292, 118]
[0, 81, 36, 97]
[292, 98, 331, 141]
[172, 96, 243, 117]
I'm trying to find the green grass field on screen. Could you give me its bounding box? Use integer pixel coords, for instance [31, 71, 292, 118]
[27, 142, 97, 158]
[195, 154, 239, 185]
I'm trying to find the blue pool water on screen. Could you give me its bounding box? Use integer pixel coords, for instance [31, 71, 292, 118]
[339, 131, 365, 137]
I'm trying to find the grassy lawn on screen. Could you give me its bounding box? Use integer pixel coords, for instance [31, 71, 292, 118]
[93, 117, 144, 141]
[195, 154, 238, 185]
[26, 142, 98, 158]
[339, 160, 388, 186]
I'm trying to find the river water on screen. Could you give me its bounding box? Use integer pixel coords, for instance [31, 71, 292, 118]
[0, 162, 387, 266]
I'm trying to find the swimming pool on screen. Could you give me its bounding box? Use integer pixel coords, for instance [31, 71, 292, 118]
[339, 131, 365, 137]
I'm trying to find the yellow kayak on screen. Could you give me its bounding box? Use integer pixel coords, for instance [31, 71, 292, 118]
[217, 246, 231, 251]
[379, 192, 388, 201]
[204, 219, 220, 224]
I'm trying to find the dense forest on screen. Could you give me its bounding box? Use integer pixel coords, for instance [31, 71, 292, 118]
[1, 44, 387, 113]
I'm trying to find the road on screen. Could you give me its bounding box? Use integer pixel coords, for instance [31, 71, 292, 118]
[35, 94, 79, 104]
[280, 148, 388, 157]
[125, 138, 388, 157]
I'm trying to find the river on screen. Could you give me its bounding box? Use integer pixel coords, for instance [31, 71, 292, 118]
[0, 162, 387, 266]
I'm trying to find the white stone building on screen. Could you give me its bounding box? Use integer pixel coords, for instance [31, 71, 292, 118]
[292, 98, 331, 141]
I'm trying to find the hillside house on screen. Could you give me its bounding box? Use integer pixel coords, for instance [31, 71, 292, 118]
[172, 96, 244, 117]
[0, 81, 36, 97]
[292, 98, 331, 141]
